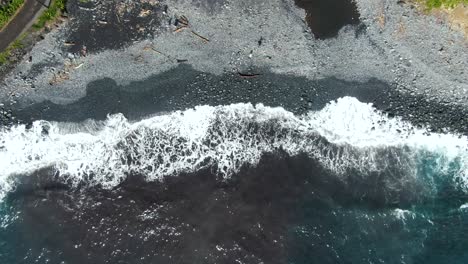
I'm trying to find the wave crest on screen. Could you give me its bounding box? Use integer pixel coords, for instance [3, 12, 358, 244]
[0, 97, 466, 200]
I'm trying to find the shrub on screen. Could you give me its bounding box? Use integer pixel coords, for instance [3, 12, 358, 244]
[33, 0, 66, 29]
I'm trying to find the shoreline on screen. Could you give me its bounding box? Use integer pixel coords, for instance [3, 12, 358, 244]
[2, 65, 467, 135]
[0, 0, 467, 136]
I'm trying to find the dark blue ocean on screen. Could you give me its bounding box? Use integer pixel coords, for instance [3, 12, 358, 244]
[0, 98, 467, 263]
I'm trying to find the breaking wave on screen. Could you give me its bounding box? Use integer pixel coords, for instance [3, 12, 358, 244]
[0, 97, 466, 200]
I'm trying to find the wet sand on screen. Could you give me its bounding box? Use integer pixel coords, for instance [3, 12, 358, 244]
[6, 65, 468, 135]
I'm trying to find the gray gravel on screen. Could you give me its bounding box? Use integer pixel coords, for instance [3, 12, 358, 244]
[0, 0, 466, 110]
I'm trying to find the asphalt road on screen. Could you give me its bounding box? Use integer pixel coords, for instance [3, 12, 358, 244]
[0, 0, 45, 52]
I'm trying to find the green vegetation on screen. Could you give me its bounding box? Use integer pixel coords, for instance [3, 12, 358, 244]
[424, 0, 468, 9]
[0, 37, 23, 65]
[33, 0, 66, 29]
[0, 0, 25, 30]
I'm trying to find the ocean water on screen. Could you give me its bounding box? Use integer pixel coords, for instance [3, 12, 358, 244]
[0, 97, 467, 263]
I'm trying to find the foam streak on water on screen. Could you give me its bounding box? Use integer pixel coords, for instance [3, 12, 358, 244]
[0, 97, 466, 200]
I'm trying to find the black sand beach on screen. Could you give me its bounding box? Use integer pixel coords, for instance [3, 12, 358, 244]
[0, 0, 467, 264]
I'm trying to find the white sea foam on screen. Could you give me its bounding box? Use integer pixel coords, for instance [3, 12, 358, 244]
[0, 97, 466, 200]
[393, 209, 416, 222]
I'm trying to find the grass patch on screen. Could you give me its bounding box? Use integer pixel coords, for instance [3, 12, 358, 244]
[0, 0, 25, 29]
[0, 37, 24, 65]
[424, 0, 468, 9]
[33, 0, 66, 29]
